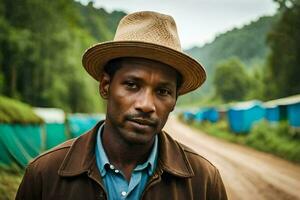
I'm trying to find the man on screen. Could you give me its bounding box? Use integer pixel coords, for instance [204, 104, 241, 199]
[16, 11, 227, 200]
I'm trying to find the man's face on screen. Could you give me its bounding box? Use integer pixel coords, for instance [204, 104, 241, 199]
[100, 58, 178, 145]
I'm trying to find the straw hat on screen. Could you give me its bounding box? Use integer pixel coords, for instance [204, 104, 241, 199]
[82, 11, 206, 95]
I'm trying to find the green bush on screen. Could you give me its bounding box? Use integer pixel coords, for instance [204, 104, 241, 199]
[246, 121, 300, 162]
[0, 165, 24, 200]
[192, 120, 247, 143]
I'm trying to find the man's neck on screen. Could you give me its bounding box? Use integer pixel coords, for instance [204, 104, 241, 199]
[101, 122, 156, 181]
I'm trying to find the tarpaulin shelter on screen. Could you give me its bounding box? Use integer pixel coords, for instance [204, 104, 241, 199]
[68, 114, 105, 138]
[0, 96, 44, 168]
[194, 109, 205, 122]
[264, 94, 300, 128]
[228, 100, 265, 133]
[34, 107, 67, 149]
[0, 125, 42, 168]
[264, 106, 282, 122]
[288, 102, 300, 128]
[203, 108, 219, 123]
[194, 108, 219, 123]
[182, 111, 195, 123]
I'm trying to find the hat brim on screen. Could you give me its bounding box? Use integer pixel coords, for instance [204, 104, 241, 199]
[82, 41, 206, 95]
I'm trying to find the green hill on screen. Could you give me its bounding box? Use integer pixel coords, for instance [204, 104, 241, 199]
[179, 15, 277, 105]
[76, 2, 126, 42]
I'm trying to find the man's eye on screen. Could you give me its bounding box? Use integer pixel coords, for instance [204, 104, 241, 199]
[124, 81, 137, 89]
[157, 88, 171, 96]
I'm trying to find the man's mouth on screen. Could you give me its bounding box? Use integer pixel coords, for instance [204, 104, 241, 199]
[130, 118, 156, 127]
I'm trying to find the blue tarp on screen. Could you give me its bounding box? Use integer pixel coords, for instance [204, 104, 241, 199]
[182, 112, 195, 122]
[265, 107, 280, 122]
[265, 105, 287, 123]
[194, 110, 205, 122]
[228, 101, 265, 133]
[194, 108, 219, 123]
[203, 108, 219, 123]
[263, 94, 300, 124]
[287, 102, 300, 128]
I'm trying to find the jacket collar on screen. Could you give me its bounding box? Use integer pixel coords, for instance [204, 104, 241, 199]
[58, 121, 194, 178]
[158, 131, 194, 177]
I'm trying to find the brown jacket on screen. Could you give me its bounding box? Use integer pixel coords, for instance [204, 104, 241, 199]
[16, 121, 227, 200]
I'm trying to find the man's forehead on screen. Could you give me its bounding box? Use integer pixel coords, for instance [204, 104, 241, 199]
[116, 57, 178, 75]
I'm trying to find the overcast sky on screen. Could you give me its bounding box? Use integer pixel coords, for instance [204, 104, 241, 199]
[80, 0, 278, 49]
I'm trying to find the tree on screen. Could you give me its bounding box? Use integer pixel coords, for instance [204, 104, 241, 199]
[265, 0, 300, 98]
[213, 57, 250, 102]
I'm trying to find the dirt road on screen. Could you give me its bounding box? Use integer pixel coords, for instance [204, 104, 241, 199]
[163, 116, 300, 200]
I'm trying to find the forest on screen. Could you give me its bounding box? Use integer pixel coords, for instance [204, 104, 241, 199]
[1, 0, 300, 111]
[0, 0, 125, 112]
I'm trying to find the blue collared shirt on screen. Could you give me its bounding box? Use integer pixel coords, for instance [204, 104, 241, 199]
[95, 123, 158, 200]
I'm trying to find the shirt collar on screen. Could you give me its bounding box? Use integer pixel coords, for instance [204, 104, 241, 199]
[95, 123, 158, 177]
[95, 123, 110, 176]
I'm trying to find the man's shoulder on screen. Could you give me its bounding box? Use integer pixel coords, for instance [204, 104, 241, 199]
[28, 138, 75, 171]
[179, 142, 217, 171]
[163, 132, 217, 170]
[174, 140, 222, 187]
[180, 143, 215, 167]
[161, 132, 227, 199]
[163, 132, 218, 177]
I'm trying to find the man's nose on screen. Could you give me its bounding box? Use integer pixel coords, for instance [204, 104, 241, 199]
[135, 89, 156, 113]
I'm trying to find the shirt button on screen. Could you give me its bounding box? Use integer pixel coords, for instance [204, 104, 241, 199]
[115, 169, 119, 173]
[121, 191, 127, 197]
[109, 164, 115, 170]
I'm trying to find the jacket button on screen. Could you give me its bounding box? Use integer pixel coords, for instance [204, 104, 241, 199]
[98, 192, 104, 200]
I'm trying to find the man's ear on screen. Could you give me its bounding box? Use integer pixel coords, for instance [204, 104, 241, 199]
[99, 72, 110, 99]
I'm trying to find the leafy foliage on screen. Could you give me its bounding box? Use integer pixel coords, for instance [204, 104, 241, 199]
[188, 119, 300, 163]
[265, 0, 300, 99]
[247, 121, 300, 162]
[0, 0, 126, 112]
[213, 58, 251, 102]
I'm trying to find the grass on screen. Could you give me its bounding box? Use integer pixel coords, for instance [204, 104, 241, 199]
[0, 95, 43, 124]
[185, 118, 300, 163]
[0, 165, 24, 200]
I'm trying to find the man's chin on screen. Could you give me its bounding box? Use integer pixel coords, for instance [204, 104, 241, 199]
[121, 130, 156, 146]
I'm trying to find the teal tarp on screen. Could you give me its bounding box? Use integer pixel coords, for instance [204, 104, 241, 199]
[68, 115, 103, 138]
[45, 123, 67, 149]
[0, 124, 43, 168]
[0, 114, 104, 168]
